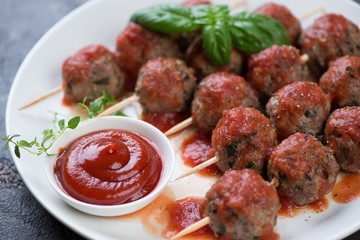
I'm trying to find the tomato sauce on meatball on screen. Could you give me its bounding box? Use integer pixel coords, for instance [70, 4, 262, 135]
[325, 107, 360, 173]
[212, 107, 277, 175]
[267, 132, 339, 206]
[203, 169, 280, 240]
[266, 81, 330, 140]
[62, 44, 124, 104]
[319, 55, 360, 108]
[191, 72, 260, 132]
[116, 22, 183, 90]
[135, 57, 196, 113]
[254, 2, 301, 45]
[247, 45, 314, 100]
[299, 14, 360, 77]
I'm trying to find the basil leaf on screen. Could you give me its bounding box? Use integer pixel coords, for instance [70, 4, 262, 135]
[229, 12, 290, 52]
[202, 20, 231, 66]
[191, 5, 230, 25]
[130, 4, 200, 34]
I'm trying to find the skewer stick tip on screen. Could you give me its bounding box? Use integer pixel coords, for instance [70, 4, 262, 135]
[164, 117, 193, 137]
[298, 5, 325, 20]
[175, 156, 218, 180]
[230, 0, 247, 11]
[170, 216, 210, 240]
[18, 85, 64, 110]
[300, 54, 309, 64]
[97, 94, 139, 117]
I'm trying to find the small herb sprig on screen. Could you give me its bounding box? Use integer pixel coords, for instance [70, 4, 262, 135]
[131, 4, 290, 66]
[3, 116, 80, 158]
[77, 91, 116, 119]
[3, 91, 124, 159]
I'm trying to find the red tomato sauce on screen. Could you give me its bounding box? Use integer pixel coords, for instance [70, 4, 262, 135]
[142, 111, 189, 133]
[54, 129, 163, 205]
[181, 130, 221, 176]
[278, 197, 329, 217]
[165, 197, 216, 239]
[331, 174, 360, 204]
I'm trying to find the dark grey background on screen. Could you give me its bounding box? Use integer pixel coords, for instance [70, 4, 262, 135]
[1, 0, 360, 239]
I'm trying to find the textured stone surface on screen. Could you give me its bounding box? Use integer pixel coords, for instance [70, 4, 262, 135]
[1, 0, 360, 239]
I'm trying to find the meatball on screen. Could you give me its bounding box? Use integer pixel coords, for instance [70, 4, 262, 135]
[299, 14, 360, 77]
[135, 57, 196, 113]
[203, 169, 280, 240]
[192, 73, 260, 132]
[116, 22, 183, 90]
[254, 2, 301, 45]
[186, 38, 243, 81]
[212, 107, 277, 175]
[62, 44, 124, 104]
[267, 132, 339, 205]
[325, 107, 360, 173]
[247, 45, 314, 100]
[319, 55, 360, 108]
[266, 81, 330, 140]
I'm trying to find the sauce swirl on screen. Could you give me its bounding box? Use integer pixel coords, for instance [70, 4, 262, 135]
[54, 129, 163, 205]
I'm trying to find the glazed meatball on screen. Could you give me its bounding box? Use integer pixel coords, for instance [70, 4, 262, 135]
[319, 56, 360, 108]
[254, 2, 301, 45]
[192, 72, 260, 132]
[299, 14, 360, 77]
[212, 107, 277, 175]
[266, 81, 330, 140]
[247, 45, 314, 100]
[135, 57, 196, 113]
[325, 107, 360, 173]
[186, 38, 243, 81]
[62, 44, 124, 104]
[116, 22, 183, 89]
[203, 169, 280, 240]
[268, 132, 339, 205]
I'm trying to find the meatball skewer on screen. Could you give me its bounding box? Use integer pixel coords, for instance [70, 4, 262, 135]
[176, 107, 277, 180]
[166, 52, 309, 137]
[19, 44, 125, 110]
[165, 72, 260, 137]
[19, 21, 183, 110]
[97, 57, 197, 118]
[268, 132, 339, 206]
[171, 169, 280, 240]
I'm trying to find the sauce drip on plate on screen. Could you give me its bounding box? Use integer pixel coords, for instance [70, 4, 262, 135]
[181, 130, 221, 176]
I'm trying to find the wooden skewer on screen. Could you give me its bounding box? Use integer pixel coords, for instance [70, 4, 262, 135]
[300, 54, 309, 64]
[230, 0, 247, 11]
[164, 117, 193, 137]
[18, 85, 64, 110]
[298, 5, 325, 20]
[176, 156, 217, 180]
[97, 94, 140, 117]
[170, 216, 210, 240]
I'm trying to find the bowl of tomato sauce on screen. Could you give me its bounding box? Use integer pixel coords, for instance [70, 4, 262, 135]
[44, 116, 175, 216]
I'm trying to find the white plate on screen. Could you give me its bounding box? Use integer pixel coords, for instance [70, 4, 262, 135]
[5, 0, 360, 239]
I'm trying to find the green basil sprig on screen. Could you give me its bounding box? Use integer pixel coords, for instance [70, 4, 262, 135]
[130, 3, 290, 66]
